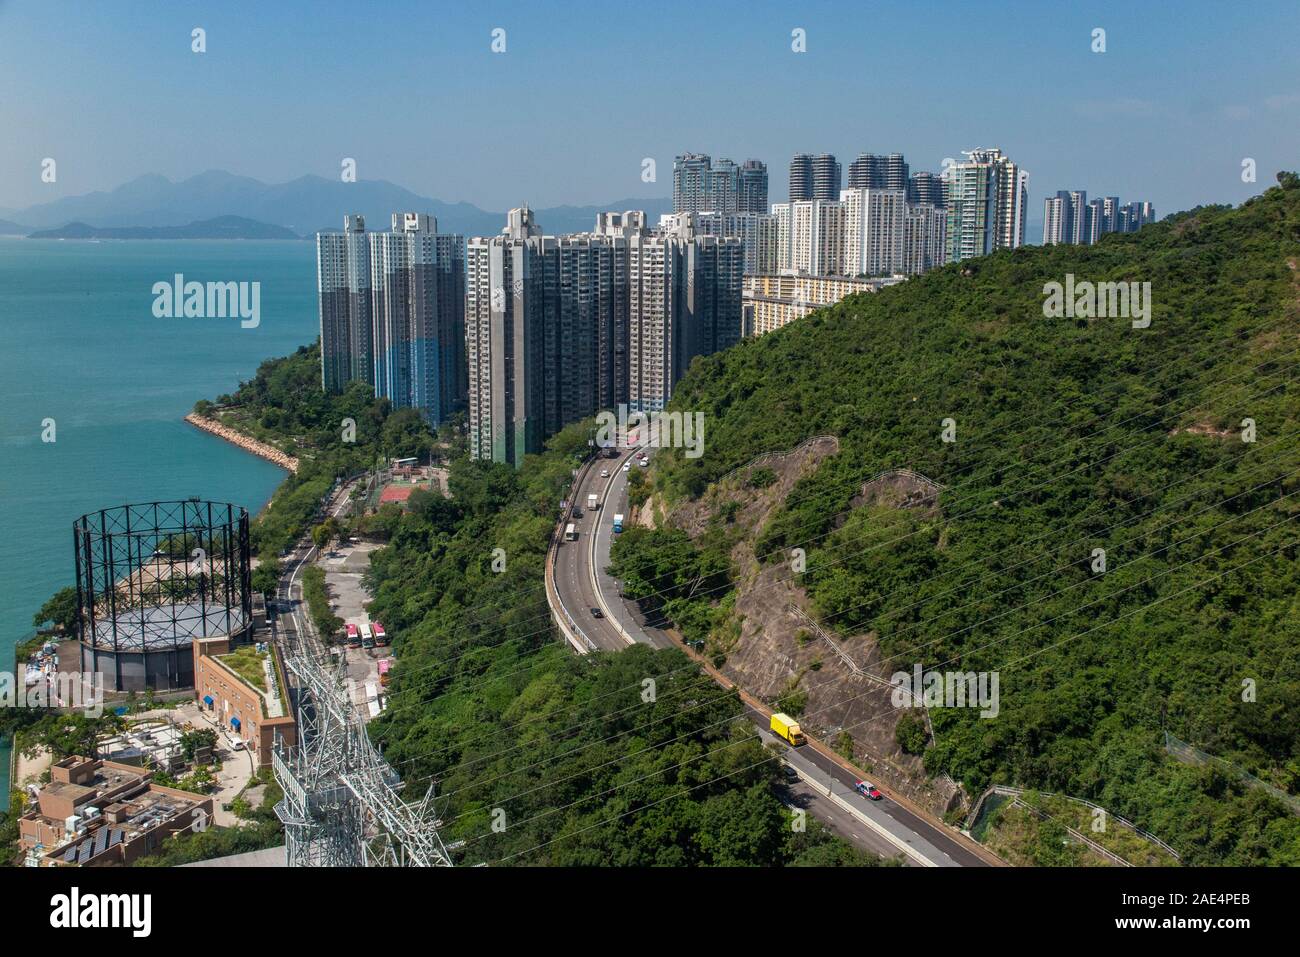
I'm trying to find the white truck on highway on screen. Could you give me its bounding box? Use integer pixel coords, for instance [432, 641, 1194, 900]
[587, 493, 598, 511]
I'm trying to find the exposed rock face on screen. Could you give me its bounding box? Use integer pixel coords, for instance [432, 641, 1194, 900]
[664, 437, 965, 817]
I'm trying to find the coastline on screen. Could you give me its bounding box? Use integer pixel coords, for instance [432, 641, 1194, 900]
[184, 412, 300, 473]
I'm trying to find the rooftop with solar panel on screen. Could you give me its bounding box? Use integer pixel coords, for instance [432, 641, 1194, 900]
[17, 756, 213, 867]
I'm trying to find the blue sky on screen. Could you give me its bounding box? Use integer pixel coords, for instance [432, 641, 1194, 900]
[1, 0, 1297, 218]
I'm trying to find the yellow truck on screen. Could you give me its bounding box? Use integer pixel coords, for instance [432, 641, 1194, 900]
[770, 712, 806, 746]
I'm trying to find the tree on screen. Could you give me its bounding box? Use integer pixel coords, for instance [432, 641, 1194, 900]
[32, 586, 78, 633]
[179, 728, 218, 762]
[251, 559, 280, 596]
[21, 713, 125, 760]
[895, 712, 928, 756]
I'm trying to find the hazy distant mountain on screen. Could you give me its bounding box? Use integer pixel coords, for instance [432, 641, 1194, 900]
[27, 216, 300, 240]
[10, 171, 672, 238]
[0, 218, 29, 235]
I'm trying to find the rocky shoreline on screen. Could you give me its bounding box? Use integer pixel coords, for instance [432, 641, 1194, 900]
[184, 412, 299, 473]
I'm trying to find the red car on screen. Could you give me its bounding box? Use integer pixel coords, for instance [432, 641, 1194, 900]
[854, 780, 883, 801]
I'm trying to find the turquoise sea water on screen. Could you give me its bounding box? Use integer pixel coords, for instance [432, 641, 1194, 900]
[0, 238, 319, 804]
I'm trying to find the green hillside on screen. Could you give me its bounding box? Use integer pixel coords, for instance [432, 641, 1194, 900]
[639, 174, 1300, 865]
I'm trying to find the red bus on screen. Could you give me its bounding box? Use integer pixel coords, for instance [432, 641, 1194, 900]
[372, 622, 388, 646]
[345, 623, 360, 646]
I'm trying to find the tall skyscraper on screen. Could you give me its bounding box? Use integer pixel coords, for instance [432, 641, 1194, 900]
[1084, 199, 1103, 245]
[789, 153, 814, 202]
[628, 216, 743, 412]
[907, 171, 945, 208]
[1100, 196, 1120, 234]
[466, 209, 740, 462]
[812, 154, 842, 201]
[466, 207, 546, 466]
[841, 188, 907, 277]
[848, 153, 910, 192]
[706, 158, 740, 214]
[1043, 192, 1068, 246]
[317, 213, 465, 424]
[774, 199, 844, 275]
[681, 211, 779, 275]
[673, 153, 713, 214]
[883, 153, 910, 192]
[1119, 200, 1156, 232]
[847, 153, 883, 190]
[369, 213, 466, 426]
[903, 204, 948, 275]
[943, 148, 1028, 263]
[738, 159, 769, 213]
[317, 214, 373, 394]
[674, 153, 766, 214]
[1043, 190, 1088, 245]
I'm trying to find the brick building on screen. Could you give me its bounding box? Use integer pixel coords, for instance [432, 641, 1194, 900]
[193, 636, 296, 766]
[19, 756, 213, 866]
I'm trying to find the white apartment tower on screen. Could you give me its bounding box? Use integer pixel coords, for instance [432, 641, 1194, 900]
[841, 188, 907, 277]
[775, 199, 844, 275]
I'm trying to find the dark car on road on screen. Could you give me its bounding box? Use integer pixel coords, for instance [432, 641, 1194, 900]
[590, 607, 604, 619]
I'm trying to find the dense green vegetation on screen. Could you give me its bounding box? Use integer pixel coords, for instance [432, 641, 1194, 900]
[301, 565, 342, 640]
[622, 175, 1300, 865]
[192, 348, 876, 865]
[198, 342, 439, 560]
[363, 423, 872, 865]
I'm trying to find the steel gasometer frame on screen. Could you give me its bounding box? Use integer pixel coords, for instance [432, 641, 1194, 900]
[74, 498, 252, 691]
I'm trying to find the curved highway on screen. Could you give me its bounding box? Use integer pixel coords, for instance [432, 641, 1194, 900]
[547, 444, 996, 867]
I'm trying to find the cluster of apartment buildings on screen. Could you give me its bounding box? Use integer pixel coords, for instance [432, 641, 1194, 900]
[1042, 191, 1156, 245]
[317, 147, 1055, 466]
[673, 148, 1026, 280]
[465, 208, 743, 464]
[321, 205, 744, 466]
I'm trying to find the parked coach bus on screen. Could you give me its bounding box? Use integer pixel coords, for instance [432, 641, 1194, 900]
[371, 622, 388, 646]
[346, 623, 360, 646]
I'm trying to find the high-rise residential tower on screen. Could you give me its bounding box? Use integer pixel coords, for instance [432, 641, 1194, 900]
[812, 154, 842, 201]
[841, 188, 907, 277]
[1043, 191, 1153, 245]
[773, 199, 845, 275]
[317, 214, 374, 393]
[737, 159, 769, 213]
[467, 208, 744, 464]
[907, 171, 945, 208]
[671, 211, 779, 275]
[943, 148, 1028, 263]
[628, 216, 742, 412]
[466, 207, 546, 466]
[789, 153, 814, 202]
[851, 153, 909, 192]
[673, 153, 713, 214]
[369, 213, 466, 426]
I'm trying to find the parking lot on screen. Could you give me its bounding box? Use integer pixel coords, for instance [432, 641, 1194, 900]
[319, 540, 390, 719]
